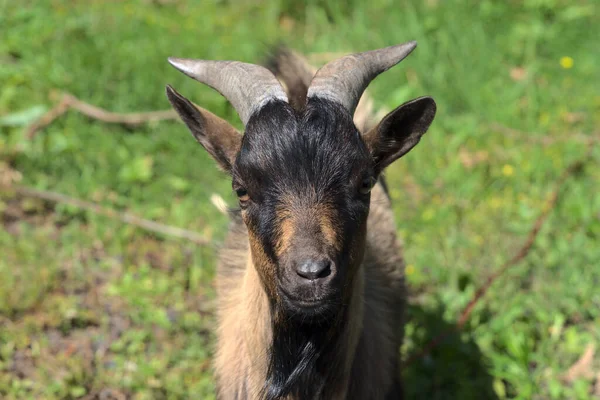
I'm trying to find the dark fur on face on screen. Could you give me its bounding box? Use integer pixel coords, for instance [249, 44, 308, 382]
[234, 98, 372, 298]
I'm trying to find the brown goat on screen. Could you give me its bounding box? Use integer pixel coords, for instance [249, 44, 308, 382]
[166, 42, 436, 399]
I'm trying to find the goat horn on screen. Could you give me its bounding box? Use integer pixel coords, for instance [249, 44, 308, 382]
[307, 41, 417, 115]
[168, 58, 288, 125]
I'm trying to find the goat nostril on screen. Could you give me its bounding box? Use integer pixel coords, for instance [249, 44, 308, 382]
[296, 259, 331, 281]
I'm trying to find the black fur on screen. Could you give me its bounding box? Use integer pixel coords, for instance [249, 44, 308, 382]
[264, 305, 348, 400]
[234, 98, 373, 266]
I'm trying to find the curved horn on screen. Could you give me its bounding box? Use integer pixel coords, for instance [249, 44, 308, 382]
[307, 41, 417, 115]
[168, 58, 288, 125]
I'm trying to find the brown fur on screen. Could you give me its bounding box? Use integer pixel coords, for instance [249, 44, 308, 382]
[246, 222, 279, 300]
[317, 203, 340, 252]
[165, 85, 241, 172]
[274, 198, 340, 259]
[275, 208, 294, 258]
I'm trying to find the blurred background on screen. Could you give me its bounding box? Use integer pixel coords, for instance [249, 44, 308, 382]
[1, 0, 598, 399]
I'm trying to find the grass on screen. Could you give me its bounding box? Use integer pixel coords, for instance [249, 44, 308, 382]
[1, 0, 599, 399]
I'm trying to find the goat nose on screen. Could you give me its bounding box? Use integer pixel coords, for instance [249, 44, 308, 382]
[296, 258, 332, 281]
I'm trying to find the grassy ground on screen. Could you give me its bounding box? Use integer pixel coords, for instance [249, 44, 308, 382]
[1, 0, 599, 399]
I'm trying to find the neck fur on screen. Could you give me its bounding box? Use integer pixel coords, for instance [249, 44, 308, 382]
[241, 258, 365, 400]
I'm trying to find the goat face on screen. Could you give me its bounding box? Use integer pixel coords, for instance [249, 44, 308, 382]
[233, 98, 373, 320]
[166, 41, 436, 323]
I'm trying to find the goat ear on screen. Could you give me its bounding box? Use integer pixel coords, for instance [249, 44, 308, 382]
[364, 96, 436, 173]
[166, 85, 241, 173]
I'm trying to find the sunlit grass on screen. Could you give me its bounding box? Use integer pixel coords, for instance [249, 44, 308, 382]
[1, 0, 598, 399]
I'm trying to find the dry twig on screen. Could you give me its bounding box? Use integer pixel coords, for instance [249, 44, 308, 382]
[8, 186, 212, 246]
[563, 344, 596, 382]
[405, 142, 594, 366]
[26, 91, 178, 139]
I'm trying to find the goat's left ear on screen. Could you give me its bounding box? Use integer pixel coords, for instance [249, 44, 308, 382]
[364, 96, 436, 173]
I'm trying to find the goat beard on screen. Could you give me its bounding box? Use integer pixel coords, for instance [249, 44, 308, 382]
[263, 303, 348, 400]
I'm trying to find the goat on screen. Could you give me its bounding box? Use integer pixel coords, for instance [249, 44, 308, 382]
[165, 41, 436, 400]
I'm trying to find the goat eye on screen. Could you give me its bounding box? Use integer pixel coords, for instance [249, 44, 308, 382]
[235, 188, 250, 203]
[359, 177, 376, 195]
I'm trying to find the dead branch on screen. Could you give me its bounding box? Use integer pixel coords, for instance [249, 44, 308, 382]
[26, 92, 178, 139]
[405, 142, 595, 366]
[25, 95, 71, 139]
[8, 186, 212, 246]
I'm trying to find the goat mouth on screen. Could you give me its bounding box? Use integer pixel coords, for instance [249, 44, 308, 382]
[278, 288, 341, 319]
[290, 299, 326, 310]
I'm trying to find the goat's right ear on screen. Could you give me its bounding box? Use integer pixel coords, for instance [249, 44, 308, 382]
[166, 85, 241, 173]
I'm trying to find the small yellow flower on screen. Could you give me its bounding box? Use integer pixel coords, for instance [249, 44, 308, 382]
[490, 197, 502, 209]
[560, 56, 574, 69]
[502, 164, 514, 177]
[406, 264, 416, 275]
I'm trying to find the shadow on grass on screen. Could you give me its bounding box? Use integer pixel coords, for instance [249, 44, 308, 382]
[403, 303, 499, 400]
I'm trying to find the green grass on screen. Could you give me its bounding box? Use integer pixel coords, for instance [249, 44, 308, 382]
[1, 0, 599, 399]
